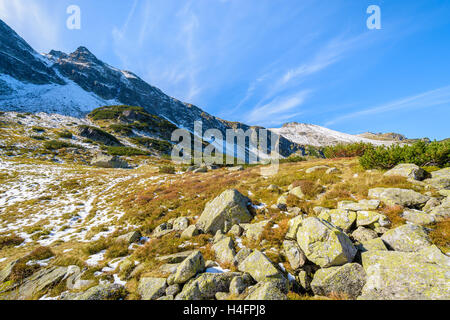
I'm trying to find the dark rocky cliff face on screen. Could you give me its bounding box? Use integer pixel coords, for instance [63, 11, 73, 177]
[0, 20, 64, 85]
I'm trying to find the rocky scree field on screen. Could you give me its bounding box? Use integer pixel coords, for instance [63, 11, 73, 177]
[0, 111, 449, 300]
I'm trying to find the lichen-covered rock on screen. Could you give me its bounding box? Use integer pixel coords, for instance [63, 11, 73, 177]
[282, 240, 307, 270]
[276, 195, 288, 211]
[296, 217, 357, 268]
[368, 188, 430, 208]
[429, 196, 450, 220]
[244, 281, 288, 300]
[311, 263, 366, 299]
[165, 284, 181, 296]
[196, 189, 252, 234]
[423, 168, 450, 190]
[381, 224, 431, 252]
[267, 184, 280, 192]
[296, 271, 313, 292]
[212, 237, 236, 265]
[175, 272, 240, 300]
[213, 230, 227, 243]
[351, 226, 378, 243]
[138, 277, 167, 300]
[289, 186, 304, 199]
[172, 217, 189, 231]
[193, 166, 208, 173]
[242, 220, 270, 241]
[180, 225, 200, 239]
[90, 154, 129, 168]
[313, 206, 329, 215]
[319, 209, 356, 233]
[0, 259, 18, 283]
[359, 248, 450, 300]
[228, 165, 244, 172]
[229, 224, 243, 237]
[215, 292, 230, 300]
[173, 251, 205, 284]
[422, 197, 441, 213]
[356, 211, 390, 228]
[359, 238, 387, 252]
[285, 215, 303, 240]
[384, 164, 427, 181]
[402, 209, 435, 225]
[157, 295, 174, 300]
[6, 266, 69, 300]
[233, 248, 253, 267]
[338, 200, 380, 211]
[238, 250, 286, 283]
[62, 284, 126, 300]
[152, 222, 174, 238]
[439, 189, 450, 197]
[305, 165, 329, 174]
[116, 230, 141, 244]
[229, 273, 255, 295]
[326, 167, 339, 174]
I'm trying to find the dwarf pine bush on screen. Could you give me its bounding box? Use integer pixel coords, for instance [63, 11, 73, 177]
[359, 141, 450, 169]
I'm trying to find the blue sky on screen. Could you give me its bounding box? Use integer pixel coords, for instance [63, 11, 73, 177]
[1, 0, 449, 139]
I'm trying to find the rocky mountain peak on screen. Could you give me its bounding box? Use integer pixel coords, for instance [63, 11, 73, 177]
[69, 46, 101, 64]
[47, 50, 69, 61]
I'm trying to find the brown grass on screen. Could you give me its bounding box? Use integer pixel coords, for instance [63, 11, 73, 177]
[0, 235, 24, 249]
[380, 204, 406, 228]
[429, 219, 450, 253]
[105, 241, 129, 259]
[10, 262, 40, 282]
[291, 180, 323, 199]
[27, 246, 54, 261]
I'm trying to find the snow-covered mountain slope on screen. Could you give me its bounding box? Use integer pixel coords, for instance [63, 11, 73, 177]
[270, 122, 397, 147]
[0, 74, 119, 116]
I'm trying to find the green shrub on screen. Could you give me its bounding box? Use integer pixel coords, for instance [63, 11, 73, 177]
[89, 105, 145, 121]
[109, 124, 133, 136]
[159, 165, 176, 174]
[106, 146, 148, 156]
[132, 137, 172, 153]
[280, 155, 307, 164]
[43, 140, 79, 150]
[31, 126, 46, 133]
[77, 125, 121, 145]
[56, 130, 73, 139]
[359, 141, 450, 169]
[31, 135, 47, 141]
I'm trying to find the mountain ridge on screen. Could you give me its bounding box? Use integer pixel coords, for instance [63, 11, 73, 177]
[0, 18, 405, 154]
[0, 19, 304, 158]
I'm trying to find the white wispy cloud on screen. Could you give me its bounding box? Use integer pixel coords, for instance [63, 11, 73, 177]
[235, 33, 374, 126]
[244, 90, 311, 126]
[0, 0, 61, 52]
[325, 85, 450, 126]
[176, 2, 202, 101]
[112, 0, 138, 43]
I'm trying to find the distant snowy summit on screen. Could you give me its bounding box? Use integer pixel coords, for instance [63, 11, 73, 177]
[270, 122, 399, 147]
